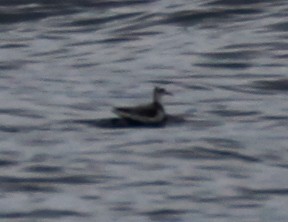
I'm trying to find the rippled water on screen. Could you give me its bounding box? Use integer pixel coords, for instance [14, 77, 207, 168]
[1, 0, 288, 221]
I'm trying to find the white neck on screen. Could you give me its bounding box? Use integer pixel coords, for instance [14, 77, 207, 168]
[153, 92, 162, 104]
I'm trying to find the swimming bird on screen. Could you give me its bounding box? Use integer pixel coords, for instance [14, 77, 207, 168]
[112, 86, 172, 124]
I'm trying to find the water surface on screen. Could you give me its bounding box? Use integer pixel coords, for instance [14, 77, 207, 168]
[1, 0, 288, 221]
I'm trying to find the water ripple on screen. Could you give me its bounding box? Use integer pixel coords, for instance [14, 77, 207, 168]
[152, 146, 260, 163]
[163, 8, 263, 26]
[253, 78, 288, 91]
[141, 209, 187, 221]
[0, 209, 88, 219]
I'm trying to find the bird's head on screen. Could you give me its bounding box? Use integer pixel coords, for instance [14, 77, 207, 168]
[153, 86, 172, 103]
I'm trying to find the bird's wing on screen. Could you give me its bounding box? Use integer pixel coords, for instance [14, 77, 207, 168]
[112, 103, 165, 123]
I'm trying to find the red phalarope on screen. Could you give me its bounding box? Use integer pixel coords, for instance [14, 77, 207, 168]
[112, 87, 172, 124]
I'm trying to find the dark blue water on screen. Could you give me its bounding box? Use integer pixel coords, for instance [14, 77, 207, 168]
[1, 0, 288, 221]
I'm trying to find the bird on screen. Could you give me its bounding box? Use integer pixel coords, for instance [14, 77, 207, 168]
[112, 86, 172, 125]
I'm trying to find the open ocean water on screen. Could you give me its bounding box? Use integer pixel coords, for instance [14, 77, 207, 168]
[1, 0, 288, 221]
